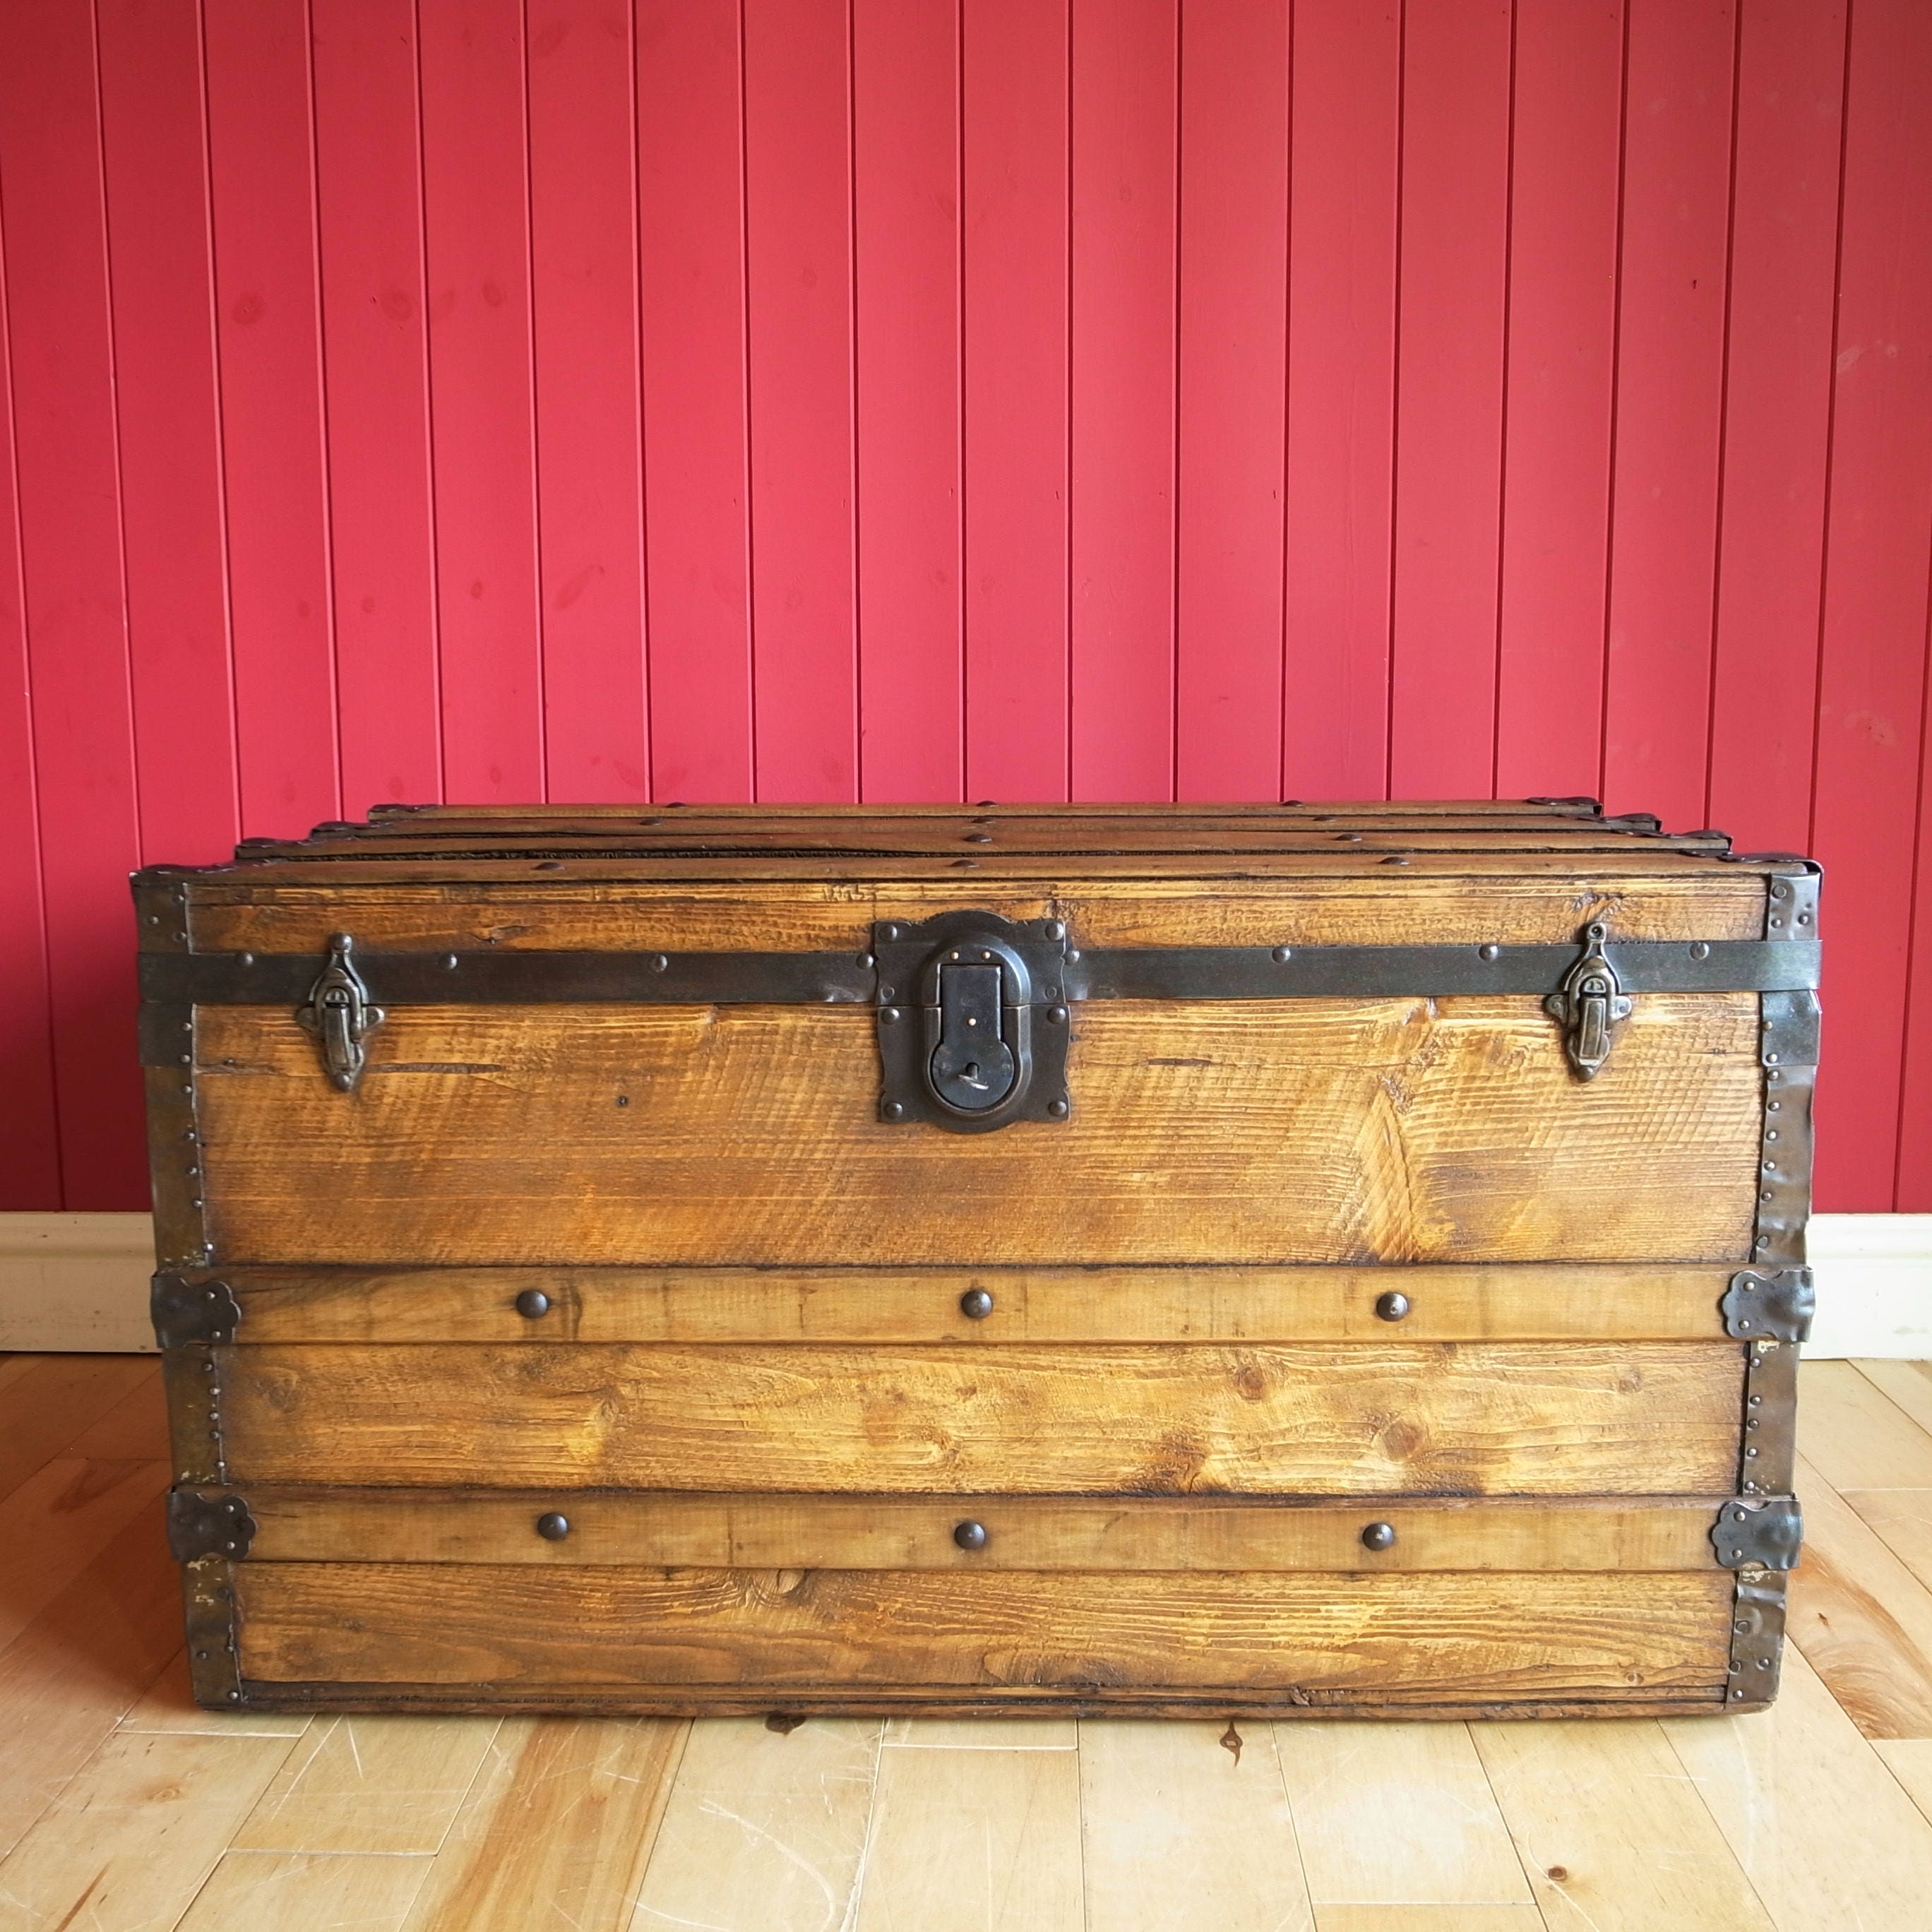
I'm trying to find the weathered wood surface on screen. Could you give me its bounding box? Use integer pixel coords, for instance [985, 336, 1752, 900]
[215, 1342, 1744, 1493]
[204, 1487, 1735, 1572]
[210, 1261, 1743, 1344]
[370, 798, 1611, 820]
[187, 871, 1771, 956]
[232, 1563, 1734, 1699]
[195, 997, 1761, 1266]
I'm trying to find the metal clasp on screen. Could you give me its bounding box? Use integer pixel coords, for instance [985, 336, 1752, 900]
[296, 932, 383, 1091]
[1544, 921, 1631, 1080]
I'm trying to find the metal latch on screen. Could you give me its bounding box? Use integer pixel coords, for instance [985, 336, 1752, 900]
[297, 932, 383, 1091]
[1544, 921, 1631, 1079]
[873, 912, 1072, 1132]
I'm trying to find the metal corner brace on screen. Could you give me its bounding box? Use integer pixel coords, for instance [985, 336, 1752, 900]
[1719, 1268, 1814, 1344]
[1710, 1497, 1802, 1571]
[166, 1488, 256, 1563]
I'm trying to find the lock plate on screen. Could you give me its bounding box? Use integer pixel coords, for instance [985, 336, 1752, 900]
[873, 912, 1071, 1132]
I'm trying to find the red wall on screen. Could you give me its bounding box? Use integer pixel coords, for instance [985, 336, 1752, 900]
[1, 0, 1928, 1215]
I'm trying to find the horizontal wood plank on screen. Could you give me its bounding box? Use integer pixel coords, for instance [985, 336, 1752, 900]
[187, 869, 1770, 953]
[232, 1563, 1735, 1702]
[214, 1341, 1745, 1494]
[200, 1486, 1736, 1571]
[209, 1261, 1745, 1344]
[194, 997, 1762, 1266]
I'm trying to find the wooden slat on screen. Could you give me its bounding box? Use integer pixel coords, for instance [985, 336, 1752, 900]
[202, 0, 340, 837]
[1174, 0, 1287, 799]
[1282, 0, 1400, 800]
[212, 1260, 1746, 1344]
[397, 1717, 687, 1932]
[1277, 1722, 1532, 1907]
[631, 1717, 880, 1931]
[193, 997, 1763, 1267]
[204, 1489, 1735, 1573]
[176, 1852, 431, 1932]
[1810, 0, 1932, 1214]
[636, 0, 751, 800]
[375, 798, 1611, 818]
[184, 868, 1772, 953]
[419, 0, 544, 804]
[1069, 0, 1177, 802]
[961, 0, 1071, 802]
[311, 0, 443, 817]
[851, 0, 962, 804]
[1796, 1359, 1932, 1491]
[1599, 0, 1736, 834]
[1078, 1720, 1312, 1932]
[212, 1342, 1745, 1494]
[744, 0, 858, 804]
[1492, 0, 1623, 799]
[233, 1563, 1734, 1702]
[529, 0, 650, 803]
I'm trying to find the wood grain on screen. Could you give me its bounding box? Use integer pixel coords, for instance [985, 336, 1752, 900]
[1275, 1722, 1532, 1906]
[213, 1341, 1746, 1496]
[186, 866, 1772, 954]
[195, 996, 1762, 1267]
[1797, 1360, 1932, 1490]
[1078, 1719, 1313, 1932]
[629, 1716, 880, 1932]
[232, 1713, 500, 1855]
[175, 1851, 431, 1932]
[232, 1564, 1734, 1702]
[853, 1733, 1083, 1932]
[1474, 1720, 1765, 1931]
[1664, 1643, 1932, 1932]
[0, 1457, 170, 1649]
[399, 1716, 686, 1932]
[217, 1489, 1734, 1573]
[213, 1260, 1745, 1345]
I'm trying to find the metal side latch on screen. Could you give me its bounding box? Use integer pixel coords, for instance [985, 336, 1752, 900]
[297, 932, 383, 1092]
[1544, 921, 1632, 1079]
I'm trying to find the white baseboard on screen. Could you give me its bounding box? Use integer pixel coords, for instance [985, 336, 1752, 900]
[0, 1210, 1927, 1357]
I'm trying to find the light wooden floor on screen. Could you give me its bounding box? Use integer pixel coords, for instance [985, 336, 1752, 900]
[4, 1356, 1932, 1930]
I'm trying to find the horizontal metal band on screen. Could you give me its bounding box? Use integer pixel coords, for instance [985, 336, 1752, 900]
[140, 935, 1818, 1015]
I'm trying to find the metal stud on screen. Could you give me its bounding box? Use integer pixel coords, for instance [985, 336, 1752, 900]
[1046, 1097, 1070, 1119]
[1361, 1522, 1397, 1552]
[959, 1287, 994, 1320]
[535, 1512, 571, 1541]
[953, 1520, 989, 1551]
[515, 1289, 551, 1320]
[1374, 1292, 1411, 1323]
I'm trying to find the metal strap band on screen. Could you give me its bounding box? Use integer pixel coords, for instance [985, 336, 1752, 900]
[139, 935, 1818, 1020]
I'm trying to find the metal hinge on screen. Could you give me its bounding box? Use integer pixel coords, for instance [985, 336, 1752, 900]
[1720, 1268, 1814, 1344]
[167, 1488, 256, 1562]
[1711, 1497, 1802, 1571]
[1544, 922, 1633, 1078]
[151, 1275, 241, 1350]
[296, 933, 384, 1090]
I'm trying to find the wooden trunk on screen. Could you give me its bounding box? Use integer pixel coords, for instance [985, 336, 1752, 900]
[138, 800, 1817, 1718]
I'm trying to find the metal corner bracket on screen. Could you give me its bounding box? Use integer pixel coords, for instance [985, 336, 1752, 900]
[151, 1275, 242, 1350]
[1719, 1268, 1814, 1344]
[167, 1488, 256, 1563]
[1710, 1496, 1802, 1572]
[1727, 1569, 1789, 1708]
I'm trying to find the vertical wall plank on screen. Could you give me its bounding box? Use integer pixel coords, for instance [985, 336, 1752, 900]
[0, 0, 145, 1209]
[1388, 0, 1512, 799]
[744, 0, 858, 803]
[852, 0, 962, 803]
[97, 0, 239, 867]
[1175, 0, 1287, 801]
[1282, 0, 1400, 801]
[0, 220, 62, 1210]
[637, 0, 752, 801]
[203, 0, 340, 835]
[1600, 0, 1737, 829]
[420, 0, 544, 805]
[1493, 0, 1623, 801]
[312, 0, 443, 815]
[1705, 0, 1846, 854]
[528, 0, 649, 801]
[1813, 0, 1932, 1210]
[962, 0, 1071, 803]
[1070, 0, 1177, 802]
